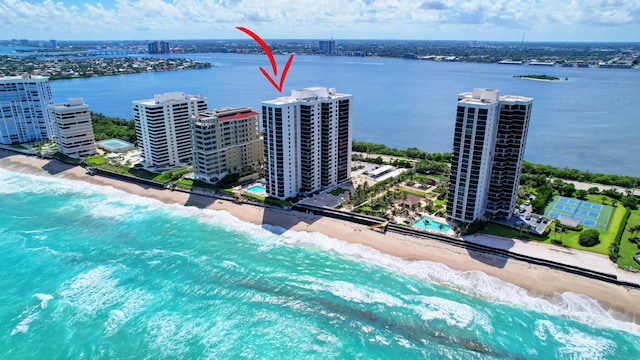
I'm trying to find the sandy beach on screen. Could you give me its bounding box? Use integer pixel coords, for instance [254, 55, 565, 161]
[2, 149, 640, 324]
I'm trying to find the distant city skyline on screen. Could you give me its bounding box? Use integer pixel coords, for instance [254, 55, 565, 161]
[1, 0, 639, 43]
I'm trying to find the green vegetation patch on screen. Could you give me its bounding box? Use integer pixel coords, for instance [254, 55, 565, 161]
[50, 152, 81, 164]
[578, 229, 600, 247]
[618, 209, 640, 270]
[481, 223, 546, 241]
[86, 154, 107, 166]
[153, 167, 191, 183]
[329, 187, 349, 196]
[91, 112, 137, 144]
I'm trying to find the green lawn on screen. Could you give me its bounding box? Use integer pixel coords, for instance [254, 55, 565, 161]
[329, 187, 349, 196]
[434, 198, 446, 206]
[10, 144, 29, 150]
[241, 192, 291, 207]
[618, 208, 640, 270]
[482, 223, 546, 241]
[51, 152, 81, 164]
[481, 197, 627, 257]
[86, 154, 107, 166]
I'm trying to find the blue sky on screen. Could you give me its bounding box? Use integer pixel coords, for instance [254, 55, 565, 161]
[1, 0, 639, 42]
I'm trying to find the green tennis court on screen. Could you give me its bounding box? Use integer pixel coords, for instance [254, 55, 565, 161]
[544, 195, 613, 231]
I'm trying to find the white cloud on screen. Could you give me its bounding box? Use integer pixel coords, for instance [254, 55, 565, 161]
[0, 0, 638, 41]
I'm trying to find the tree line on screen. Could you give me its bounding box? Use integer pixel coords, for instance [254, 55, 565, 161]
[522, 161, 639, 189]
[91, 112, 137, 145]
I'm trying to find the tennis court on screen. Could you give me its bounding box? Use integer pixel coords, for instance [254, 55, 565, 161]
[544, 196, 613, 231]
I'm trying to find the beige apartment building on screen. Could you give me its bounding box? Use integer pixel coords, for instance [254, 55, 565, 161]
[47, 98, 96, 158]
[191, 107, 263, 183]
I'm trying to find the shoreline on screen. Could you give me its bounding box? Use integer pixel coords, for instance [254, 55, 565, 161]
[1, 149, 640, 326]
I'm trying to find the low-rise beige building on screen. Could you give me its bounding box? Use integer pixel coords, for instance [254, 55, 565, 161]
[191, 107, 263, 183]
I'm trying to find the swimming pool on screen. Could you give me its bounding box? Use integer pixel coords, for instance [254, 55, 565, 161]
[247, 185, 266, 193]
[414, 216, 451, 233]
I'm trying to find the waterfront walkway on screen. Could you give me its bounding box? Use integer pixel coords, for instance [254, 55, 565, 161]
[464, 234, 640, 285]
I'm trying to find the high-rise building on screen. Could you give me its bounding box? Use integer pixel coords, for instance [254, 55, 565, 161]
[262, 87, 352, 200]
[319, 40, 336, 55]
[48, 98, 96, 158]
[148, 41, 170, 54]
[0, 75, 54, 144]
[191, 107, 263, 183]
[446, 88, 533, 223]
[49, 39, 57, 48]
[133, 91, 207, 168]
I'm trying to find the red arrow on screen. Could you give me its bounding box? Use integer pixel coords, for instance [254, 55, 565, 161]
[237, 26, 294, 92]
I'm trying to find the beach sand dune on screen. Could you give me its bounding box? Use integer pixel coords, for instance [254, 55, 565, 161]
[1, 149, 639, 323]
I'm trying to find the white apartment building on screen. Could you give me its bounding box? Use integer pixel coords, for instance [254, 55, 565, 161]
[0, 75, 54, 144]
[48, 98, 96, 158]
[262, 87, 352, 200]
[133, 92, 207, 168]
[191, 107, 263, 183]
[446, 88, 533, 223]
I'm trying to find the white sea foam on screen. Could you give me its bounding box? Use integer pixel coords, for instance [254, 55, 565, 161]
[146, 311, 211, 358]
[34, 293, 53, 309]
[57, 264, 152, 327]
[104, 290, 154, 337]
[412, 296, 492, 332]
[535, 320, 616, 358]
[10, 293, 53, 336]
[57, 265, 122, 319]
[11, 312, 37, 336]
[86, 201, 133, 219]
[221, 260, 239, 269]
[302, 279, 404, 307]
[104, 310, 126, 337]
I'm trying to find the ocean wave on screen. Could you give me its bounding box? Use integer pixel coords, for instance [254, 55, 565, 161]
[298, 279, 404, 308]
[274, 228, 640, 336]
[57, 264, 153, 327]
[412, 296, 492, 332]
[535, 320, 616, 358]
[2, 167, 639, 336]
[10, 293, 54, 336]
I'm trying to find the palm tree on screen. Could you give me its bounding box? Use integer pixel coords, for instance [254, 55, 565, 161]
[558, 225, 567, 241]
[518, 224, 527, 237]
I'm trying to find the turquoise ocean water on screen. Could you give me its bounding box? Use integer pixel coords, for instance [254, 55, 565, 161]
[1, 168, 639, 359]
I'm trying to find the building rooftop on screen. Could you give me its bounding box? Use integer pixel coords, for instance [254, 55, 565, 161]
[218, 110, 259, 122]
[0, 75, 49, 81]
[49, 98, 87, 109]
[194, 107, 258, 123]
[133, 91, 205, 106]
[263, 86, 351, 105]
[499, 94, 534, 103]
[458, 88, 533, 105]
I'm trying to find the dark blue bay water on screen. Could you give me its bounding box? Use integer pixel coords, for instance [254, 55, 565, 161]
[44, 53, 640, 176]
[1, 168, 640, 358]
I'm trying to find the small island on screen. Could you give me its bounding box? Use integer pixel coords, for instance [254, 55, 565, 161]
[513, 74, 564, 81]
